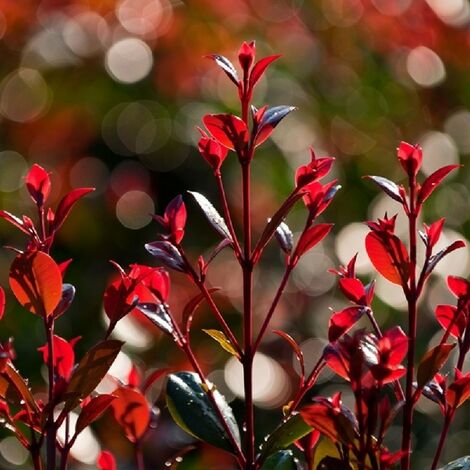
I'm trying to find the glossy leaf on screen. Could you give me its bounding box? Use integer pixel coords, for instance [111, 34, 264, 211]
[1, 362, 39, 413]
[53, 188, 95, 231]
[259, 413, 311, 461]
[274, 221, 293, 254]
[53, 283, 75, 319]
[339, 278, 366, 304]
[76, 394, 116, 435]
[426, 241, 465, 276]
[250, 55, 281, 89]
[137, 302, 174, 336]
[63, 340, 123, 411]
[25, 164, 51, 205]
[295, 224, 333, 259]
[111, 387, 150, 442]
[166, 371, 241, 453]
[9, 251, 63, 317]
[261, 450, 297, 470]
[145, 241, 186, 272]
[203, 114, 248, 151]
[208, 54, 239, 85]
[255, 106, 296, 146]
[418, 165, 460, 204]
[417, 343, 455, 389]
[203, 329, 239, 358]
[273, 330, 304, 378]
[441, 456, 470, 470]
[0, 210, 30, 235]
[188, 191, 232, 241]
[435, 305, 466, 339]
[366, 176, 403, 203]
[328, 307, 364, 342]
[365, 232, 408, 285]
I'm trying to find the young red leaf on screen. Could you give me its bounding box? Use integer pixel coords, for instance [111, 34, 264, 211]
[249, 54, 282, 89]
[328, 307, 364, 342]
[446, 370, 470, 408]
[418, 165, 460, 204]
[435, 305, 466, 339]
[53, 187, 95, 232]
[76, 394, 116, 435]
[447, 276, 470, 299]
[203, 114, 248, 151]
[417, 343, 455, 389]
[0, 287, 5, 321]
[25, 164, 51, 206]
[339, 278, 366, 304]
[365, 232, 408, 285]
[424, 218, 445, 248]
[161, 195, 186, 244]
[198, 134, 229, 172]
[111, 386, 150, 442]
[238, 40, 255, 74]
[97, 450, 116, 470]
[38, 335, 76, 381]
[295, 224, 333, 260]
[254, 105, 296, 147]
[397, 141, 422, 177]
[9, 251, 63, 317]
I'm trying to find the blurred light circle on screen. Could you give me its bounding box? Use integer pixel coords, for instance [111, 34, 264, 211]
[0, 68, 50, 122]
[96, 347, 133, 393]
[63, 11, 109, 57]
[57, 412, 100, 464]
[0, 437, 29, 466]
[322, 0, 364, 27]
[370, 193, 408, 237]
[105, 37, 153, 84]
[251, 0, 304, 23]
[426, 0, 470, 26]
[375, 276, 407, 310]
[116, 190, 154, 229]
[406, 46, 446, 88]
[117, 0, 169, 38]
[432, 229, 470, 278]
[0, 151, 28, 192]
[419, 131, 459, 176]
[371, 0, 411, 15]
[444, 110, 470, 154]
[224, 352, 291, 408]
[335, 223, 372, 275]
[102, 101, 171, 156]
[292, 338, 333, 384]
[111, 312, 153, 349]
[70, 157, 109, 195]
[110, 160, 151, 195]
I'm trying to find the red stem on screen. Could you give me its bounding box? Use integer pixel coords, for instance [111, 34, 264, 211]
[44, 317, 57, 470]
[431, 409, 454, 470]
[135, 441, 145, 470]
[401, 178, 418, 470]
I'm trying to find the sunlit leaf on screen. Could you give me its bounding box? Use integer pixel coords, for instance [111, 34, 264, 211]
[203, 329, 239, 358]
[417, 343, 455, 389]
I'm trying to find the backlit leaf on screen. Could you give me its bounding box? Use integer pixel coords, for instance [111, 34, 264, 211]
[203, 329, 239, 358]
[418, 165, 460, 204]
[53, 188, 95, 232]
[137, 302, 174, 336]
[208, 54, 239, 85]
[417, 343, 455, 389]
[366, 176, 403, 203]
[76, 394, 116, 435]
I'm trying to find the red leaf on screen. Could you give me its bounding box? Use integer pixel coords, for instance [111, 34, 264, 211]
[0, 287, 5, 321]
[25, 164, 51, 205]
[339, 278, 366, 304]
[446, 371, 470, 408]
[0, 210, 30, 235]
[418, 165, 460, 204]
[295, 224, 333, 259]
[165, 195, 187, 244]
[238, 41, 255, 73]
[38, 335, 75, 381]
[435, 305, 466, 339]
[53, 188, 95, 232]
[397, 141, 422, 177]
[365, 232, 408, 285]
[9, 251, 63, 317]
[382, 326, 408, 366]
[447, 276, 470, 299]
[97, 450, 116, 470]
[273, 330, 304, 378]
[328, 307, 364, 342]
[111, 387, 150, 442]
[424, 218, 445, 247]
[203, 114, 248, 151]
[417, 343, 455, 389]
[198, 134, 228, 171]
[76, 394, 116, 435]
[249, 55, 282, 89]
[142, 368, 170, 393]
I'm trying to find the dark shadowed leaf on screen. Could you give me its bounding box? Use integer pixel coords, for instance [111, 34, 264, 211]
[53, 283, 76, 319]
[63, 340, 123, 411]
[261, 450, 297, 470]
[208, 54, 239, 85]
[255, 106, 296, 146]
[166, 371, 241, 453]
[274, 221, 293, 254]
[145, 241, 186, 272]
[76, 394, 116, 435]
[328, 307, 364, 342]
[9, 251, 63, 317]
[188, 191, 232, 241]
[366, 176, 403, 203]
[203, 329, 239, 358]
[418, 165, 460, 204]
[259, 413, 311, 461]
[0, 210, 30, 235]
[417, 343, 455, 389]
[137, 302, 174, 336]
[0, 287, 4, 321]
[426, 241, 465, 276]
[1, 363, 39, 413]
[441, 456, 470, 469]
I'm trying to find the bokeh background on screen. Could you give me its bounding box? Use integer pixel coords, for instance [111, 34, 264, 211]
[0, 0, 470, 468]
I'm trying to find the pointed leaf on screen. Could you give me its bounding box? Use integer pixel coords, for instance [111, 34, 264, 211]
[365, 232, 408, 285]
[208, 54, 239, 85]
[0, 210, 30, 235]
[166, 371, 241, 453]
[436, 305, 466, 339]
[255, 106, 296, 146]
[339, 278, 366, 304]
[295, 224, 333, 259]
[274, 221, 293, 254]
[188, 191, 232, 241]
[25, 164, 51, 205]
[261, 450, 297, 470]
[250, 55, 282, 89]
[418, 165, 460, 204]
[426, 241, 465, 276]
[260, 413, 311, 461]
[9, 251, 63, 317]
[63, 340, 123, 411]
[0, 287, 5, 321]
[328, 307, 364, 342]
[137, 302, 174, 336]
[366, 176, 403, 203]
[53, 188, 95, 232]
[417, 343, 455, 389]
[53, 283, 75, 319]
[203, 114, 248, 151]
[2, 362, 39, 413]
[145, 241, 186, 272]
[142, 368, 170, 393]
[111, 387, 150, 442]
[203, 329, 239, 358]
[76, 394, 116, 435]
[273, 330, 304, 377]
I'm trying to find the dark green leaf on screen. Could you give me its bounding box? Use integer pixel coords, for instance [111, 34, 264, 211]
[261, 450, 297, 470]
[441, 456, 470, 469]
[166, 371, 240, 453]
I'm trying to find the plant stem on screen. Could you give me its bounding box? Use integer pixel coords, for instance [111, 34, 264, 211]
[135, 441, 145, 470]
[431, 409, 454, 470]
[44, 317, 57, 470]
[241, 161, 255, 469]
[401, 178, 418, 470]
[31, 445, 43, 470]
